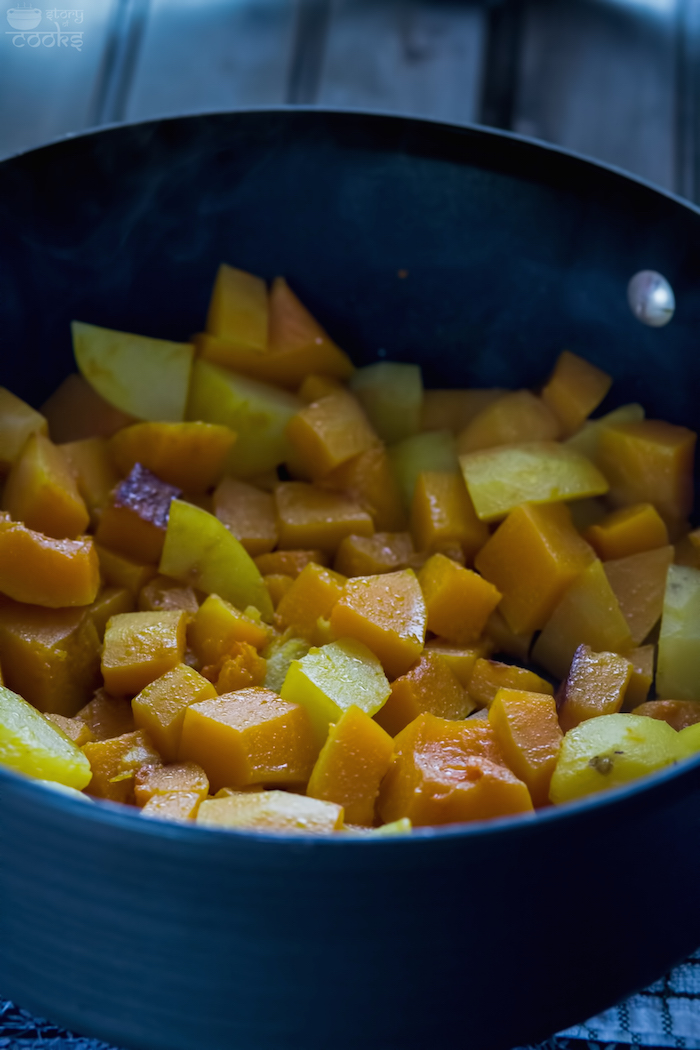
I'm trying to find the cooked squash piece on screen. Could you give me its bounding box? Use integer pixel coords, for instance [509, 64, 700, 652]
[82, 729, 161, 804]
[422, 641, 487, 688]
[410, 472, 488, 563]
[60, 437, 120, 524]
[374, 650, 475, 736]
[212, 477, 278, 556]
[584, 503, 669, 561]
[267, 277, 355, 383]
[41, 373, 136, 443]
[131, 663, 216, 762]
[205, 264, 268, 352]
[110, 422, 236, 493]
[632, 699, 700, 732]
[264, 574, 294, 608]
[460, 441, 609, 522]
[307, 705, 393, 825]
[334, 532, 413, 578]
[622, 645, 655, 709]
[457, 390, 560, 454]
[531, 559, 633, 680]
[44, 712, 95, 747]
[421, 388, 506, 434]
[190, 593, 269, 667]
[141, 789, 203, 821]
[349, 362, 423, 445]
[540, 350, 612, 436]
[197, 789, 344, 834]
[281, 638, 390, 746]
[274, 562, 347, 644]
[95, 543, 157, 597]
[286, 391, 379, 481]
[254, 549, 328, 577]
[180, 687, 317, 792]
[77, 688, 135, 741]
[418, 553, 501, 646]
[488, 688, 563, 807]
[389, 430, 460, 513]
[0, 522, 99, 608]
[656, 564, 700, 701]
[4, 432, 89, 539]
[329, 569, 426, 679]
[206, 642, 267, 694]
[0, 602, 101, 716]
[319, 446, 406, 532]
[603, 545, 674, 646]
[377, 713, 533, 826]
[134, 761, 209, 806]
[0, 685, 92, 789]
[0, 388, 47, 473]
[96, 463, 181, 565]
[274, 482, 374, 555]
[468, 658, 553, 710]
[89, 587, 135, 640]
[558, 644, 633, 733]
[101, 610, 188, 697]
[137, 575, 199, 615]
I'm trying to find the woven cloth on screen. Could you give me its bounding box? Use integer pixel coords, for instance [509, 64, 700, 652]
[3, 952, 700, 1049]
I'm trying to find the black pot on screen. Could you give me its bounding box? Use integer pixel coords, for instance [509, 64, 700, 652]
[0, 109, 698, 1050]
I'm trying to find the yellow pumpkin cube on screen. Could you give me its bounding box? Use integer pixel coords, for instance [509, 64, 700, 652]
[540, 350, 612, 436]
[189, 593, 269, 669]
[60, 437, 120, 524]
[131, 663, 216, 762]
[274, 562, 347, 644]
[110, 421, 236, 493]
[488, 688, 563, 807]
[137, 575, 199, 615]
[418, 553, 501, 646]
[141, 790, 203, 822]
[274, 482, 374, 555]
[3, 432, 89, 539]
[410, 471, 488, 563]
[205, 264, 268, 352]
[467, 658, 554, 709]
[134, 761, 209, 806]
[334, 531, 414, 578]
[101, 610, 188, 697]
[622, 645, 655, 709]
[584, 502, 669, 561]
[89, 587, 135, 640]
[374, 650, 475, 736]
[319, 445, 406, 532]
[95, 543, 157, 596]
[212, 476, 278, 556]
[285, 392, 379, 480]
[0, 387, 48, 473]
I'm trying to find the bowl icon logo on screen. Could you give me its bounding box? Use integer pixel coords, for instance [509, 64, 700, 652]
[6, 7, 42, 29]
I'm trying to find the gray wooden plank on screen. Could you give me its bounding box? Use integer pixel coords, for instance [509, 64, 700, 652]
[125, 0, 296, 121]
[317, 0, 487, 125]
[0, 0, 117, 159]
[512, 0, 678, 191]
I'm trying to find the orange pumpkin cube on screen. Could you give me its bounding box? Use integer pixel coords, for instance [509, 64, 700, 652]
[274, 482, 374, 555]
[418, 553, 501, 646]
[95, 464, 181, 565]
[134, 761, 209, 806]
[377, 713, 533, 826]
[329, 569, 427, 679]
[77, 688, 135, 741]
[457, 389, 561, 453]
[584, 503, 669, 561]
[410, 471, 488, 563]
[475, 502, 595, 635]
[274, 561, 347, 643]
[60, 437, 120, 524]
[44, 713, 95, 747]
[254, 549, 328, 577]
[3, 432, 89, 539]
[422, 640, 487, 688]
[540, 350, 612, 436]
[374, 650, 476, 736]
[95, 542, 157, 596]
[334, 532, 414, 578]
[557, 644, 634, 733]
[101, 610, 188, 697]
[631, 699, 700, 731]
[82, 729, 161, 804]
[307, 705, 394, 825]
[137, 575, 199, 615]
[212, 477, 278, 556]
[320, 445, 407, 532]
[488, 688, 563, 806]
[603, 545, 674, 646]
[0, 522, 100, 608]
[110, 421, 236, 493]
[189, 593, 269, 668]
[285, 392, 379, 480]
[264, 573, 295, 608]
[205, 264, 268, 352]
[468, 658, 554, 709]
[131, 662, 216, 762]
[179, 687, 318, 792]
[597, 419, 696, 525]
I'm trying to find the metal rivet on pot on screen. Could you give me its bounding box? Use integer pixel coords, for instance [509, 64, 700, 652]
[627, 270, 675, 327]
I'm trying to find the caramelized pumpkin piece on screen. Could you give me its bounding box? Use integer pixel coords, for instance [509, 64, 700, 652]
[60, 437, 120, 525]
[0, 521, 99, 608]
[329, 569, 427, 679]
[285, 392, 379, 481]
[101, 610, 188, 697]
[134, 761, 209, 806]
[557, 644, 633, 733]
[82, 729, 161, 804]
[0, 388, 47, 473]
[197, 789, 344, 834]
[603, 545, 674, 646]
[110, 422, 236, 493]
[180, 687, 317, 792]
[377, 713, 533, 826]
[468, 658, 554, 710]
[274, 482, 374, 555]
[457, 390, 561, 453]
[307, 705, 393, 825]
[95, 463, 181, 565]
[213, 477, 278, 556]
[77, 688, 135, 741]
[131, 663, 216, 762]
[584, 503, 669, 561]
[3, 432, 89, 539]
[374, 650, 475, 736]
[205, 264, 268, 352]
[488, 688, 563, 807]
[274, 562, 347, 644]
[418, 553, 501, 646]
[540, 350, 612, 436]
[410, 471, 488, 563]
[319, 445, 406, 533]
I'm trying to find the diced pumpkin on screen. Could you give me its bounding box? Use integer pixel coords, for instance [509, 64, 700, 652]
[197, 789, 344, 834]
[95, 543, 157, 597]
[205, 264, 268, 352]
[110, 422, 236, 493]
[0, 521, 99, 608]
[488, 688, 563, 806]
[349, 362, 423, 445]
[41, 373, 136, 443]
[307, 705, 394, 825]
[532, 559, 633, 680]
[632, 699, 700, 732]
[421, 388, 506, 434]
[60, 437, 120, 524]
[319, 446, 406, 532]
[460, 441, 609, 522]
[374, 650, 475, 736]
[159, 500, 273, 622]
[422, 640, 487, 688]
[596, 419, 696, 526]
[254, 549, 328, 577]
[137, 575, 199, 615]
[389, 430, 460, 513]
[95, 464, 181, 565]
[101, 610, 188, 697]
[141, 790, 203, 822]
[134, 761, 209, 806]
[180, 687, 317, 792]
[285, 391, 379, 480]
[0, 602, 101, 716]
[656, 564, 700, 702]
[410, 472, 488, 563]
[623, 645, 655, 709]
[264, 574, 294, 608]
[205, 641, 267, 694]
[0, 388, 48, 473]
[565, 402, 645, 461]
[418, 553, 501, 646]
[457, 390, 560, 454]
[131, 663, 216, 762]
[89, 587, 135, 640]
[281, 638, 390, 747]
[540, 350, 612, 436]
[189, 593, 269, 668]
[334, 532, 414, 578]
[468, 658, 554, 710]
[82, 729, 161, 804]
[274, 482, 374, 555]
[377, 713, 533, 826]
[77, 688, 135, 741]
[557, 644, 633, 733]
[212, 477, 278, 556]
[3, 432, 89, 539]
[44, 713, 95, 748]
[584, 503, 669, 561]
[603, 545, 674, 646]
[274, 562, 347, 644]
[329, 569, 426, 679]
[0, 685, 92, 789]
